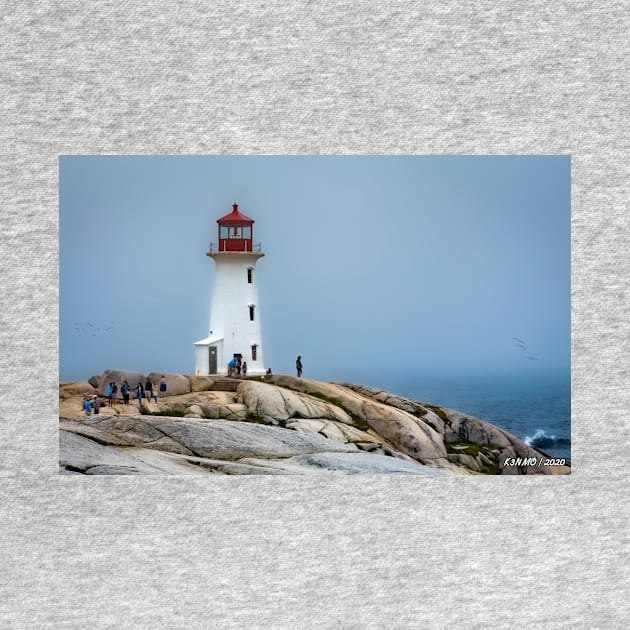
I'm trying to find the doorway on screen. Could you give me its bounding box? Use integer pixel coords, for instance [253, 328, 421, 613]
[208, 346, 217, 374]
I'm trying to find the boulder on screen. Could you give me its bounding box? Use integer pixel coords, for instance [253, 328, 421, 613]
[478, 452, 494, 467]
[440, 408, 559, 473]
[63, 414, 357, 461]
[443, 410, 512, 449]
[63, 416, 195, 454]
[139, 400, 160, 415]
[286, 419, 326, 434]
[60, 429, 214, 475]
[447, 453, 482, 473]
[197, 403, 220, 419]
[319, 422, 348, 443]
[335, 424, 383, 444]
[186, 375, 215, 392]
[60, 430, 151, 474]
[419, 410, 445, 434]
[217, 403, 247, 421]
[266, 376, 369, 427]
[59, 381, 97, 400]
[285, 419, 383, 447]
[337, 382, 431, 417]
[238, 380, 354, 426]
[88, 375, 101, 388]
[147, 372, 191, 397]
[98, 369, 146, 397]
[362, 400, 448, 464]
[62, 418, 131, 446]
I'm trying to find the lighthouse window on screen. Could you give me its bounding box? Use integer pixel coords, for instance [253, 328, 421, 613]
[251, 344, 257, 361]
[243, 226, 251, 239]
[230, 226, 242, 238]
[220, 226, 228, 239]
[249, 305, 255, 321]
[247, 268, 253, 284]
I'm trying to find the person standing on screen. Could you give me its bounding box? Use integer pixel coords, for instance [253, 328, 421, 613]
[159, 375, 167, 399]
[242, 361, 247, 377]
[145, 379, 153, 402]
[112, 382, 118, 404]
[92, 395, 101, 415]
[83, 398, 92, 415]
[121, 380, 130, 405]
[107, 382, 113, 407]
[296, 355, 303, 378]
[137, 382, 144, 405]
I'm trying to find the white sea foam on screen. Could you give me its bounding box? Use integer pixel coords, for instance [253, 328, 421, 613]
[525, 429, 570, 450]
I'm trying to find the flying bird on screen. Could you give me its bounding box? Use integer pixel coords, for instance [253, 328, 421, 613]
[512, 337, 541, 362]
[512, 337, 527, 351]
[72, 320, 116, 337]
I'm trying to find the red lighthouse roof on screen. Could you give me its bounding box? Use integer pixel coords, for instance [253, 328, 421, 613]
[217, 203, 254, 225]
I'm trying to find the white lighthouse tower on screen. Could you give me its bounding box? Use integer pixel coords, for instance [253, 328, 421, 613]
[194, 203, 266, 376]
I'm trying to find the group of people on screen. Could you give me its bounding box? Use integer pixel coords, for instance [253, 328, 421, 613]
[227, 355, 247, 377]
[225, 355, 303, 378]
[225, 355, 303, 379]
[82, 359, 304, 415]
[83, 395, 101, 415]
[82, 376, 169, 414]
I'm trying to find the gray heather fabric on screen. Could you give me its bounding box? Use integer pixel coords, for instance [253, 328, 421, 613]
[1, 2, 628, 628]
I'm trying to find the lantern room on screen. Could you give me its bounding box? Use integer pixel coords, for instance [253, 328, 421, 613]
[217, 203, 254, 252]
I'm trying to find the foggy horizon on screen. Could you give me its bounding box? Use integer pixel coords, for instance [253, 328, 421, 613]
[60, 155, 570, 392]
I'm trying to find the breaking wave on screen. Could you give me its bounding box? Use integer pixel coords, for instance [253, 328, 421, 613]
[524, 429, 571, 450]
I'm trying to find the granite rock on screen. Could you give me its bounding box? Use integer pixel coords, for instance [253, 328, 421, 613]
[186, 375, 215, 392]
[60, 372, 569, 476]
[97, 369, 146, 397]
[147, 372, 191, 397]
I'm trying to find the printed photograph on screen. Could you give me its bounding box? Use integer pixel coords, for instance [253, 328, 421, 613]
[59, 155, 571, 475]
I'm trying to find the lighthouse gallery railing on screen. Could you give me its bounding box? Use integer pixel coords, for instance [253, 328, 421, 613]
[208, 242, 262, 253]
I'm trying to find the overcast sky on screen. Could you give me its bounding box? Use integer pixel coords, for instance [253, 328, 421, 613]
[60, 155, 570, 386]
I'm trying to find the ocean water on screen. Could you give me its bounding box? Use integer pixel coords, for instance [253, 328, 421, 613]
[366, 372, 571, 460]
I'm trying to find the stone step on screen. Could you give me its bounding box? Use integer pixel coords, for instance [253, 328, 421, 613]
[210, 379, 240, 392]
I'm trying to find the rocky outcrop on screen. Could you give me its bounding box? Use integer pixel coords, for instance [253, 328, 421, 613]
[60, 381, 97, 400]
[93, 369, 215, 397]
[60, 372, 570, 475]
[97, 369, 145, 396]
[361, 400, 448, 465]
[238, 380, 353, 426]
[337, 382, 570, 475]
[186, 375, 215, 392]
[147, 372, 191, 397]
[60, 416, 443, 475]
